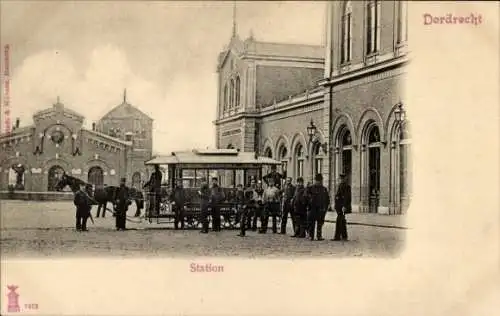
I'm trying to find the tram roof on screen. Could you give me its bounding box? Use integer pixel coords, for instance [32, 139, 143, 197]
[145, 149, 280, 168]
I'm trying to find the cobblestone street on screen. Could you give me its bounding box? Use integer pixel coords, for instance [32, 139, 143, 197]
[1, 201, 405, 258]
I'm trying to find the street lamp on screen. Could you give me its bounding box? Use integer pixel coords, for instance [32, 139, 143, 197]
[394, 101, 406, 122]
[307, 119, 317, 143]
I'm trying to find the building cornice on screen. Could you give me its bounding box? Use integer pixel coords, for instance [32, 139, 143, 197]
[319, 53, 410, 87]
[240, 53, 324, 65]
[214, 88, 324, 125]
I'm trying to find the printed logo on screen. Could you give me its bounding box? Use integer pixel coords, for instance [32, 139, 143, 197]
[6, 285, 20, 313]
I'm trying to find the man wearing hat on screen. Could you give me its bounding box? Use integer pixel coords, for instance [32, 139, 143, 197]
[332, 173, 351, 241]
[74, 182, 92, 231]
[306, 173, 330, 241]
[263, 165, 285, 190]
[209, 177, 225, 232]
[144, 164, 162, 216]
[114, 177, 131, 231]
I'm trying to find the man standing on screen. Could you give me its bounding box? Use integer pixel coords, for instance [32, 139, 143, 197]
[252, 180, 265, 231]
[238, 185, 255, 237]
[261, 177, 280, 234]
[144, 164, 162, 216]
[199, 180, 211, 234]
[307, 174, 330, 241]
[114, 178, 131, 231]
[210, 177, 225, 232]
[169, 179, 186, 230]
[291, 177, 308, 238]
[332, 174, 351, 241]
[74, 183, 92, 231]
[280, 177, 296, 234]
[263, 165, 284, 190]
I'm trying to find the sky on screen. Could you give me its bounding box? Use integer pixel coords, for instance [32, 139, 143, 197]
[0, 1, 325, 154]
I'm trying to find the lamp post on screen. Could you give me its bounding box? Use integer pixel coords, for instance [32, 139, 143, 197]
[306, 119, 317, 144]
[394, 101, 406, 123]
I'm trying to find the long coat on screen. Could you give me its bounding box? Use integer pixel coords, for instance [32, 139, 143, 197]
[74, 190, 92, 217]
[334, 182, 352, 212]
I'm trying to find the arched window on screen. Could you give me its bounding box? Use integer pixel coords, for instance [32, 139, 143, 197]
[223, 84, 228, 111]
[397, 1, 408, 44]
[341, 1, 352, 64]
[235, 76, 241, 107]
[229, 79, 235, 108]
[366, 0, 380, 55]
[295, 144, 304, 179]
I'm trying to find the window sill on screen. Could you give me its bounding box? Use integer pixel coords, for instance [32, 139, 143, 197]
[364, 52, 379, 65]
[339, 62, 352, 73]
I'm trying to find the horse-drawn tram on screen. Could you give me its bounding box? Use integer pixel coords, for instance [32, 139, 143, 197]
[143, 149, 281, 228]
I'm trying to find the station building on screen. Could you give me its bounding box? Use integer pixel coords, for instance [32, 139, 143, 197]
[214, 0, 411, 214]
[0, 92, 153, 193]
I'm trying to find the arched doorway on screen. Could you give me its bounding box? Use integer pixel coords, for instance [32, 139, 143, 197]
[48, 165, 65, 191]
[132, 172, 142, 189]
[361, 122, 381, 213]
[9, 164, 26, 190]
[88, 166, 104, 188]
[335, 125, 353, 185]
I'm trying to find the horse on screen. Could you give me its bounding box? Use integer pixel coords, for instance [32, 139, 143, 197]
[55, 174, 144, 218]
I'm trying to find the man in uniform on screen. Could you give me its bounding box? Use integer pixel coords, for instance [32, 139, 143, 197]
[199, 180, 211, 234]
[209, 177, 225, 232]
[237, 185, 255, 237]
[114, 178, 131, 231]
[291, 177, 308, 238]
[261, 177, 280, 234]
[280, 177, 296, 234]
[332, 173, 351, 241]
[252, 180, 265, 231]
[263, 165, 284, 190]
[169, 179, 186, 230]
[74, 182, 92, 231]
[307, 174, 330, 241]
[144, 164, 162, 216]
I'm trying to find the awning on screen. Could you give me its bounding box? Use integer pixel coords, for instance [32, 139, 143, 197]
[145, 149, 281, 168]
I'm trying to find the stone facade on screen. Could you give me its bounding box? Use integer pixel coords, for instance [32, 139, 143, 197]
[0, 94, 153, 192]
[214, 0, 410, 215]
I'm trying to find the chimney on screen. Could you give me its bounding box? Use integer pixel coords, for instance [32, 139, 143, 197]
[92, 122, 96, 131]
[15, 118, 20, 128]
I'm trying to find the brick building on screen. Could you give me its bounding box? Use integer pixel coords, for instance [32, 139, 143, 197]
[214, 0, 410, 214]
[214, 30, 326, 186]
[0, 91, 153, 192]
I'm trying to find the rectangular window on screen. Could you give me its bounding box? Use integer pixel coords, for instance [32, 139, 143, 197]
[366, 1, 379, 55]
[397, 1, 408, 44]
[341, 13, 352, 63]
[315, 158, 322, 175]
[297, 160, 304, 178]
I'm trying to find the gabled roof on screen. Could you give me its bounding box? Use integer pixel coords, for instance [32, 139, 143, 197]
[217, 35, 324, 70]
[100, 101, 152, 121]
[33, 99, 84, 122]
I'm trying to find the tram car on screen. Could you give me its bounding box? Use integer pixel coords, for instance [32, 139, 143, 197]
[143, 148, 281, 228]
